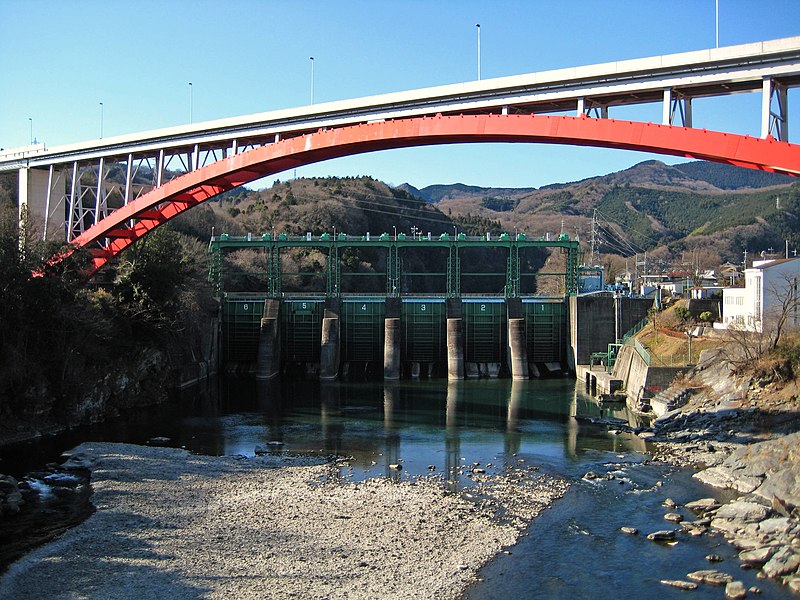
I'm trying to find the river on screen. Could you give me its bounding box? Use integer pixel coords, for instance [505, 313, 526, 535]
[0, 376, 793, 597]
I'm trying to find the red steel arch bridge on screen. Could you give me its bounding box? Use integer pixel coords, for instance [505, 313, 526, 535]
[2, 36, 800, 277]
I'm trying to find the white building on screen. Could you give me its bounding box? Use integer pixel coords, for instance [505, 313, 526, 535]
[721, 258, 800, 333]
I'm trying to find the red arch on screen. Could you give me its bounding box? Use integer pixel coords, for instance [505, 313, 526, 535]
[69, 113, 800, 276]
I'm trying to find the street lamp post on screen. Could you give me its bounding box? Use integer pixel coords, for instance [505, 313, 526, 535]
[476, 24, 481, 80]
[99, 102, 104, 139]
[310, 57, 315, 105]
[28, 117, 32, 144]
[189, 82, 193, 124]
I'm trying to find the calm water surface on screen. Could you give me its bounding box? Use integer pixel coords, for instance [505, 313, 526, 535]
[1, 377, 793, 598]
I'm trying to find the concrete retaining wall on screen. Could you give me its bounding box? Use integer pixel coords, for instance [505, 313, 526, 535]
[620, 344, 685, 406]
[569, 295, 653, 368]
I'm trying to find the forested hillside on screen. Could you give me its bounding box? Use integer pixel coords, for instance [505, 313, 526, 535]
[422, 160, 799, 275]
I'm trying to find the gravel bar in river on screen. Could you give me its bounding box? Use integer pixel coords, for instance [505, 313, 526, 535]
[0, 442, 568, 599]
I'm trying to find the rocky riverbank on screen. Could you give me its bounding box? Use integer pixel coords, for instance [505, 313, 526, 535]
[634, 350, 800, 596]
[0, 442, 567, 599]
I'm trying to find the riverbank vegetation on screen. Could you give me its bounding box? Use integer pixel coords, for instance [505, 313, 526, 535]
[0, 190, 215, 441]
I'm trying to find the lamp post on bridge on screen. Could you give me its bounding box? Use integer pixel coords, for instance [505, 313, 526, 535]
[310, 56, 315, 105]
[476, 23, 481, 81]
[99, 102, 104, 139]
[189, 82, 193, 124]
[28, 117, 32, 145]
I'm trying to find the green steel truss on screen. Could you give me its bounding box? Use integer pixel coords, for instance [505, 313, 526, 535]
[326, 244, 340, 297]
[208, 232, 581, 298]
[387, 244, 400, 297]
[446, 244, 461, 298]
[267, 243, 282, 297]
[505, 244, 520, 298]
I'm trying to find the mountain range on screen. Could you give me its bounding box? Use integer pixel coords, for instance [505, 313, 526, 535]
[397, 160, 798, 273]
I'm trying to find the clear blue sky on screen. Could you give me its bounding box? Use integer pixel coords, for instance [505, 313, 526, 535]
[2, 0, 798, 188]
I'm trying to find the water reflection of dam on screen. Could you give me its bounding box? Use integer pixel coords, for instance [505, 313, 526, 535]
[230, 380, 647, 484]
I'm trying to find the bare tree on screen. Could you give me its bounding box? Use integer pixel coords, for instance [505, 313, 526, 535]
[722, 269, 799, 372]
[765, 270, 800, 351]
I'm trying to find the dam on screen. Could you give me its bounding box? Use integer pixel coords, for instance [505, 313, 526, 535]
[209, 233, 650, 380]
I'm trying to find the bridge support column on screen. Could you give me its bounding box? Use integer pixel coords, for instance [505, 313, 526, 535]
[383, 317, 401, 380]
[508, 318, 529, 380]
[320, 317, 340, 380]
[447, 318, 464, 380]
[762, 78, 789, 141]
[17, 166, 52, 240]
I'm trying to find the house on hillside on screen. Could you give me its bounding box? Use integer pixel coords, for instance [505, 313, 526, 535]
[720, 258, 800, 333]
[720, 262, 742, 286]
[640, 271, 718, 298]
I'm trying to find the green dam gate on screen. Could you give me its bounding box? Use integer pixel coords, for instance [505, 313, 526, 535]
[211, 232, 580, 379]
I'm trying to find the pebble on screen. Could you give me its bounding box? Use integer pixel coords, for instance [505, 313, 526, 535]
[647, 529, 676, 542]
[660, 579, 698, 590]
[664, 512, 683, 523]
[725, 580, 747, 599]
[620, 526, 638, 535]
[685, 498, 720, 513]
[686, 569, 734, 585]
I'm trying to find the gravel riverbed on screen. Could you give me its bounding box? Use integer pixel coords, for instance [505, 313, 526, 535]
[0, 442, 567, 599]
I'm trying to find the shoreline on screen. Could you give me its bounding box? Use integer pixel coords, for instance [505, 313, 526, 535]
[0, 443, 568, 599]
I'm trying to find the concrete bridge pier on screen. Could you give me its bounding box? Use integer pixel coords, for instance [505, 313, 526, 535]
[255, 300, 281, 380]
[383, 317, 401, 380]
[447, 318, 464, 380]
